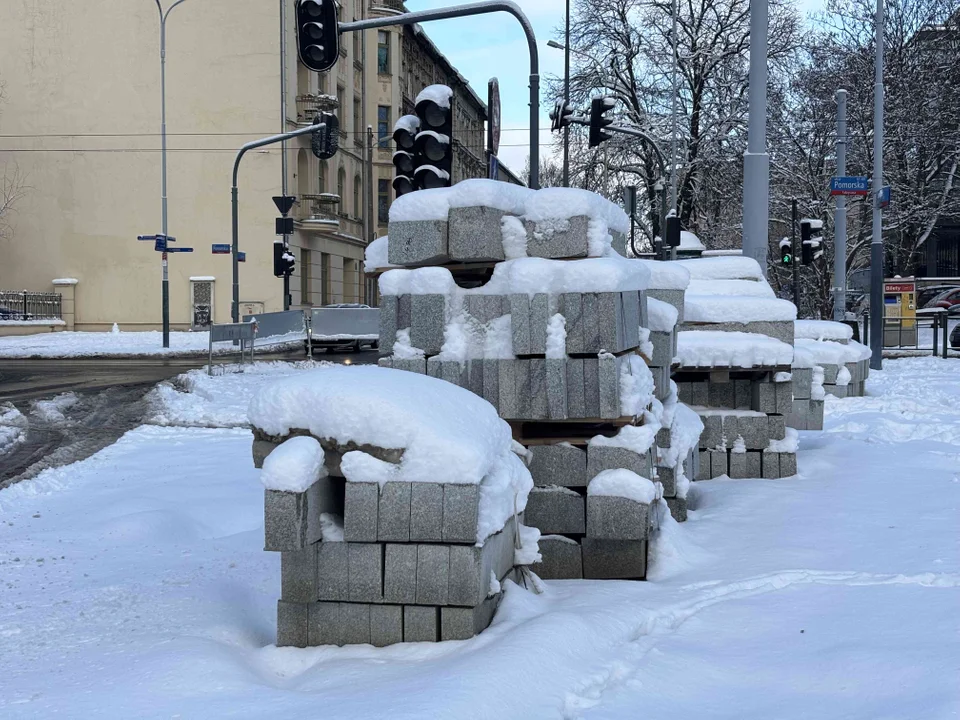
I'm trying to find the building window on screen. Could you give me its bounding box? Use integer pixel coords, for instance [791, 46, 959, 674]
[317, 72, 326, 94]
[354, 175, 362, 217]
[378, 31, 390, 74]
[377, 106, 391, 148]
[336, 85, 345, 116]
[300, 247, 312, 305]
[354, 96, 362, 146]
[321, 253, 331, 306]
[337, 167, 346, 210]
[353, 30, 361, 63]
[318, 160, 327, 193]
[378, 179, 390, 224]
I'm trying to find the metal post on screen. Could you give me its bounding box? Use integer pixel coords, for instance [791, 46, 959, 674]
[232, 123, 326, 323]
[367, 127, 375, 247]
[670, 0, 679, 214]
[280, 0, 291, 311]
[742, 0, 770, 276]
[833, 89, 848, 321]
[562, 0, 570, 187]
[792, 199, 799, 309]
[339, 1, 540, 188]
[869, 0, 884, 370]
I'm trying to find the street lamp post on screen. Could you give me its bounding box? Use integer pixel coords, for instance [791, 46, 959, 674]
[151, 0, 194, 347]
[563, 0, 570, 187]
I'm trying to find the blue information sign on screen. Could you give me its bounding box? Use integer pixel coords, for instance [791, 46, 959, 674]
[166, 247, 193, 253]
[238, 252, 246, 262]
[878, 186, 891, 209]
[212, 243, 231, 254]
[830, 176, 869, 196]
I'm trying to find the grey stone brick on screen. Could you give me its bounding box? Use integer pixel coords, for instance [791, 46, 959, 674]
[514, 359, 531, 420]
[561, 293, 585, 355]
[527, 358, 549, 420]
[810, 399, 824, 429]
[547, 358, 568, 420]
[707, 449, 727, 478]
[307, 601, 340, 646]
[524, 486, 585, 535]
[566, 358, 586, 418]
[397, 295, 411, 330]
[379, 295, 398, 355]
[529, 443, 587, 487]
[656, 464, 677, 497]
[448, 206, 506, 262]
[426, 356, 442, 378]
[728, 451, 748, 479]
[780, 452, 798, 477]
[447, 517, 517, 607]
[482, 358, 500, 411]
[581, 293, 602, 355]
[377, 356, 394, 369]
[586, 495, 650, 540]
[709, 381, 735, 409]
[596, 292, 620, 353]
[466, 359, 484, 398]
[677, 381, 692, 404]
[598, 354, 621, 419]
[529, 293, 551, 355]
[746, 451, 762, 478]
[761, 452, 780, 479]
[583, 358, 600, 418]
[611, 229, 627, 256]
[751, 381, 776, 413]
[698, 414, 723, 450]
[536, 535, 583, 579]
[393, 357, 427, 375]
[526, 214, 590, 258]
[690, 381, 708, 407]
[276, 599, 309, 648]
[656, 425, 672, 449]
[787, 398, 809, 431]
[587, 444, 652, 479]
[378, 481, 411, 542]
[317, 541, 349, 601]
[734, 379, 753, 409]
[383, 543, 418, 604]
[646, 288, 685, 324]
[721, 415, 739, 447]
[581, 538, 647, 579]
[440, 594, 500, 641]
[792, 367, 812, 399]
[620, 291, 641, 351]
[738, 415, 770, 450]
[264, 488, 317, 552]
[409, 482, 444, 542]
[775, 380, 792, 415]
[696, 451, 711, 480]
[652, 365, 672, 402]
[649, 330, 674, 368]
[281, 544, 318, 603]
[416, 544, 450, 605]
[510, 294, 531, 355]
[443, 483, 480, 544]
[665, 496, 687, 523]
[252, 438, 277, 469]
[403, 605, 440, 642]
[343, 481, 378, 543]
[440, 359, 467, 389]
[348, 543, 384, 603]
[498, 359, 520, 419]
[410, 294, 446, 356]
[340, 602, 372, 645]
[822, 363, 840, 384]
[370, 604, 404, 647]
[388, 219, 449, 266]
[768, 414, 786, 441]
[828, 383, 848, 399]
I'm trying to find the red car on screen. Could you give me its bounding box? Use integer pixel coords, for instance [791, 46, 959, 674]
[930, 288, 960, 314]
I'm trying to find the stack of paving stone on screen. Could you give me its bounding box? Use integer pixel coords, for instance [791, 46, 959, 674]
[248, 366, 536, 648]
[786, 354, 825, 431]
[377, 181, 668, 581]
[672, 257, 799, 480]
[794, 320, 871, 398]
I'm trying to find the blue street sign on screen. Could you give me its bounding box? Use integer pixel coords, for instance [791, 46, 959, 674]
[238, 252, 246, 262]
[137, 234, 157, 241]
[154, 237, 167, 252]
[830, 176, 869, 196]
[166, 247, 193, 253]
[878, 186, 891, 209]
[211, 243, 231, 254]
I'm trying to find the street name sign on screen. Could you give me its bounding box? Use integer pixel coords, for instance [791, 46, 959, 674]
[830, 176, 869, 196]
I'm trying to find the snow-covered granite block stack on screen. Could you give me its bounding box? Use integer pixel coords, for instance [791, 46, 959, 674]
[794, 321, 871, 398]
[248, 366, 538, 647]
[375, 180, 690, 581]
[672, 257, 799, 480]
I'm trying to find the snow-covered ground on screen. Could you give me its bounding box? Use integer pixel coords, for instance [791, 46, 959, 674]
[0, 328, 303, 358]
[2, 357, 958, 719]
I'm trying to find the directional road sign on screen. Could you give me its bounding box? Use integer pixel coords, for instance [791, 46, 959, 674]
[166, 247, 193, 253]
[212, 243, 231, 254]
[830, 176, 869, 196]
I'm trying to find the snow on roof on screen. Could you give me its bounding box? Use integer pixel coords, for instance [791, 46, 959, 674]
[676, 330, 794, 368]
[679, 230, 705, 251]
[364, 235, 395, 272]
[686, 278, 775, 299]
[587, 468, 657, 504]
[380, 255, 651, 297]
[795, 337, 871, 365]
[676, 256, 765, 281]
[189, 276, 216, 282]
[794, 319, 854, 342]
[637, 260, 690, 290]
[260, 436, 326, 493]
[52, 278, 79, 285]
[647, 298, 679, 332]
[416, 84, 454, 109]
[684, 295, 797, 323]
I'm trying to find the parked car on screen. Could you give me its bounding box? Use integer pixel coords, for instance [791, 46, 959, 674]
[927, 288, 960, 313]
[951, 322, 960, 350]
[324, 303, 371, 309]
[0, 306, 19, 320]
[917, 285, 960, 308]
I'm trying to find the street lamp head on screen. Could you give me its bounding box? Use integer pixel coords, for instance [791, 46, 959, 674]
[547, 40, 566, 50]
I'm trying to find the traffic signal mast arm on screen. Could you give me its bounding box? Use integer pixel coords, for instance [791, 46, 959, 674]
[567, 114, 666, 176]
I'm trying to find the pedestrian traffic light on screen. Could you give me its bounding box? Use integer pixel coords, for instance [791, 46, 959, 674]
[273, 240, 296, 277]
[800, 219, 824, 265]
[311, 112, 339, 160]
[549, 98, 574, 132]
[414, 85, 454, 190]
[665, 212, 681, 248]
[392, 114, 420, 197]
[588, 96, 616, 148]
[296, 0, 339, 73]
[779, 238, 793, 266]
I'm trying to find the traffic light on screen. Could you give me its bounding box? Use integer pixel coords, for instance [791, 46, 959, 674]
[392, 114, 420, 197]
[273, 241, 296, 277]
[311, 111, 339, 160]
[588, 96, 616, 148]
[800, 219, 824, 265]
[296, 0, 339, 73]
[665, 212, 681, 248]
[779, 238, 793, 266]
[414, 85, 454, 190]
[549, 98, 574, 132]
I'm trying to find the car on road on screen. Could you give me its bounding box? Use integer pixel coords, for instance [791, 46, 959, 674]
[918, 285, 960, 309]
[951, 322, 960, 350]
[926, 288, 960, 314]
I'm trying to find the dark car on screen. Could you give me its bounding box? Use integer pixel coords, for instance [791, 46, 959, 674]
[0, 306, 22, 320]
[951, 322, 960, 349]
[918, 285, 960, 308]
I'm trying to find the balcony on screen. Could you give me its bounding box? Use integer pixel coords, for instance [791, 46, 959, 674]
[370, 0, 405, 13]
[296, 195, 365, 242]
[296, 94, 339, 125]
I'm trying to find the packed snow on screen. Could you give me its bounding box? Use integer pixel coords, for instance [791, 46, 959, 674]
[363, 235, 394, 271]
[795, 337, 871, 365]
[588, 423, 659, 455]
[686, 278, 776, 298]
[587, 468, 658, 504]
[0, 403, 28, 454]
[415, 83, 454, 109]
[637, 259, 690, 290]
[794, 319, 854, 342]
[683, 295, 798, 323]
[677, 331, 794, 368]
[259, 436, 327, 493]
[647, 298, 679, 332]
[675, 256, 766, 281]
[619, 354, 656, 417]
[679, 230, 705, 251]
[1, 358, 958, 717]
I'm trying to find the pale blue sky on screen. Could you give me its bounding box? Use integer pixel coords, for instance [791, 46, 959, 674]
[408, 0, 825, 176]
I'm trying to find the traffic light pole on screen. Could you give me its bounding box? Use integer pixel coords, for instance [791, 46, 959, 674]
[833, 89, 847, 322]
[231, 122, 326, 323]
[869, 0, 884, 370]
[791, 199, 800, 309]
[338, 0, 541, 188]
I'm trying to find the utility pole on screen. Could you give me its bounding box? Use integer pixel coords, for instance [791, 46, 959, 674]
[742, 0, 770, 276]
[280, 0, 291, 310]
[562, 0, 571, 187]
[869, 0, 884, 369]
[792, 198, 800, 309]
[833, 89, 847, 322]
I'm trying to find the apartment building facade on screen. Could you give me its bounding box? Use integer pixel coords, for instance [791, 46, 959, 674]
[0, 1, 487, 330]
